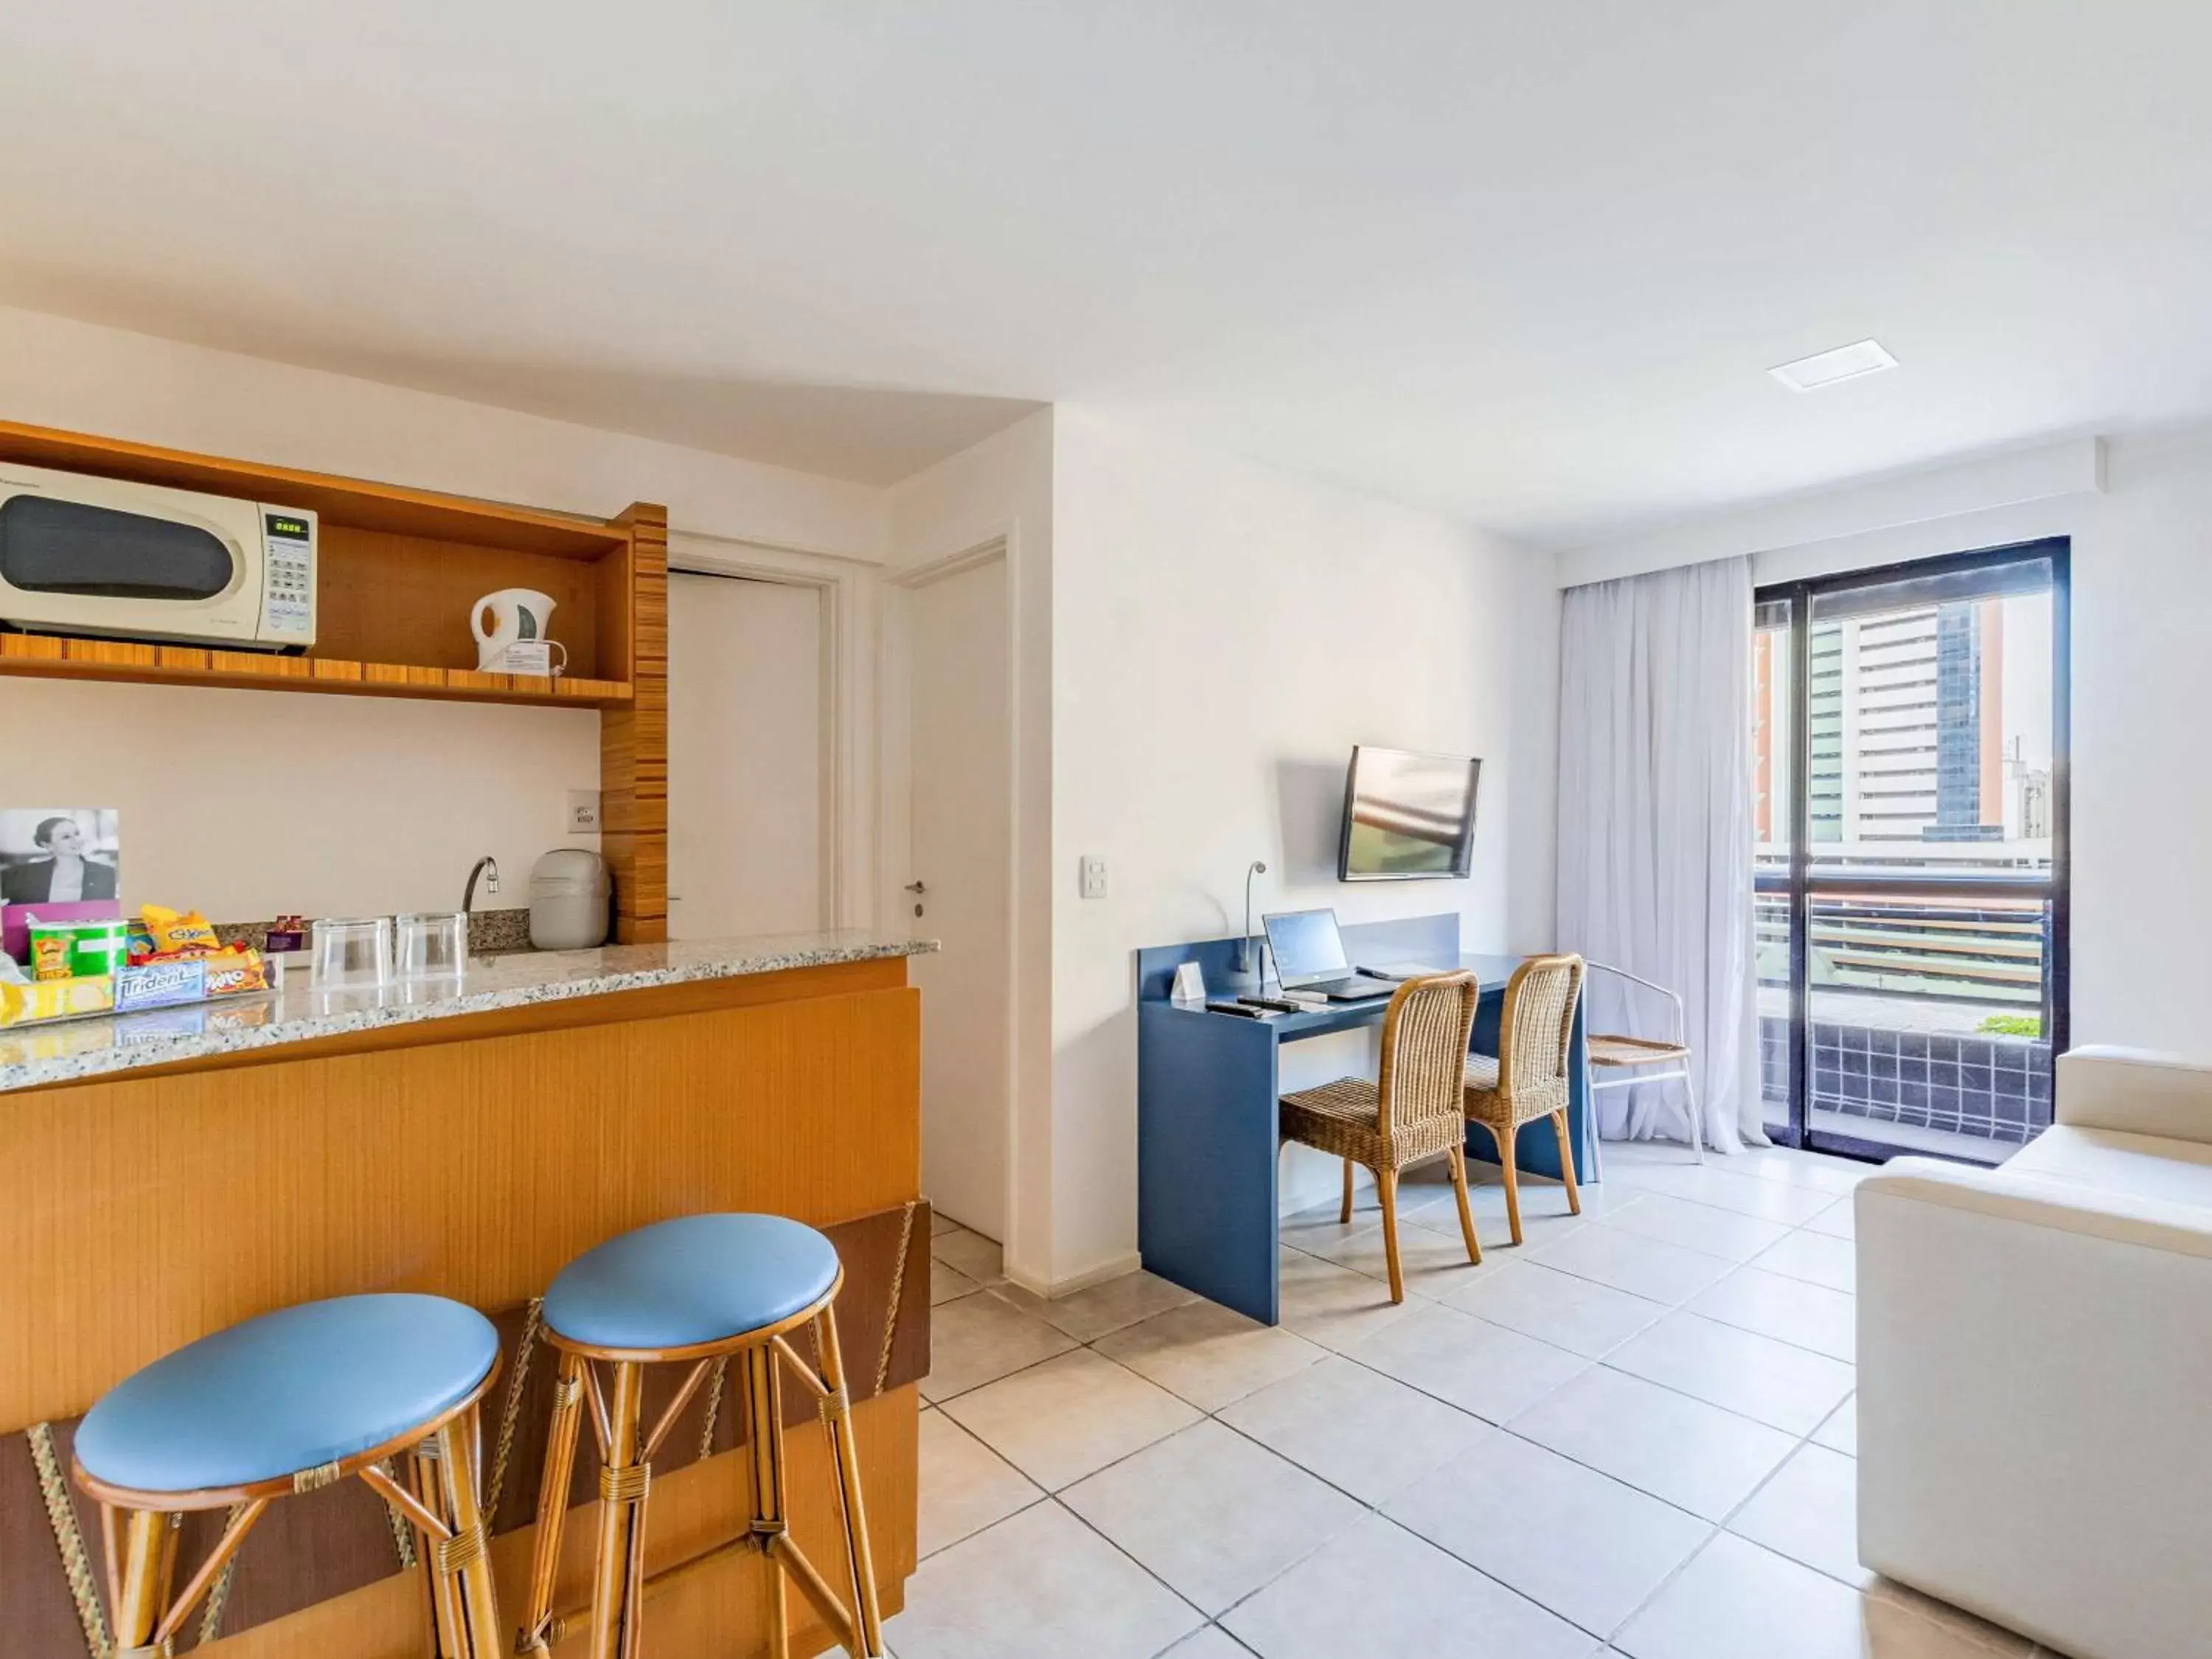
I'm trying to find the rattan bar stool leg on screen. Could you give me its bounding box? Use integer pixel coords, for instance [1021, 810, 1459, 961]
[1339, 1158, 1355, 1225]
[518, 1349, 587, 1656]
[108, 1506, 167, 1655]
[1551, 1110, 1582, 1215]
[1376, 1166, 1406, 1304]
[1447, 1144, 1483, 1265]
[816, 1306, 886, 1655]
[588, 1361, 650, 1659]
[409, 1438, 465, 1656]
[430, 1408, 504, 1659]
[743, 1345, 790, 1658]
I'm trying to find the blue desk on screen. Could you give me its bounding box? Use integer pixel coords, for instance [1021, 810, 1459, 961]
[1135, 915, 1592, 1324]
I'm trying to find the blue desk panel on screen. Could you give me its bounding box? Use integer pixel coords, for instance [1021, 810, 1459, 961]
[1135, 917, 1593, 1324]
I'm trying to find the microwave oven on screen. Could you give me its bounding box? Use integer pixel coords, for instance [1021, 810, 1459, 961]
[0, 463, 316, 651]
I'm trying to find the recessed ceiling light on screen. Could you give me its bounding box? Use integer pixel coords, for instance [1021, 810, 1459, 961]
[1769, 338, 1899, 392]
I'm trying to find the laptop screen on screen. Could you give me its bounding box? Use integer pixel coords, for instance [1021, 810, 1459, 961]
[1264, 909, 1350, 981]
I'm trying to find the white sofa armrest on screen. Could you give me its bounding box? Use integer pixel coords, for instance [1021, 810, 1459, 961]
[1857, 1158, 2212, 1659]
[2056, 1045, 2212, 1144]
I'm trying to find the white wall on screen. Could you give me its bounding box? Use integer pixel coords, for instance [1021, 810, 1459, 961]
[0, 678, 598, 921]
[0, 304, 891, 924]
[885, 410, 1057, 1285]
[1558, 422, 2212, 1060]
[1048, 411, 1557, 1286]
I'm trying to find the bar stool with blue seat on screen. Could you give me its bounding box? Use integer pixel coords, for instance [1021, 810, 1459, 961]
[518, 1212, 884, 1659]
[70, 1293, 507, 1658]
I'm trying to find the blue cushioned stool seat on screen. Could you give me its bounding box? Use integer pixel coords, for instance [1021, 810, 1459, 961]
[75, 1293, 498, 1497]
[542, 1213, 841, 1352]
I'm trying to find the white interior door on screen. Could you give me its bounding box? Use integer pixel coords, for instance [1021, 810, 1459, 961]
[907, 557, 1012, 1240]
[667, 571, 825, 938]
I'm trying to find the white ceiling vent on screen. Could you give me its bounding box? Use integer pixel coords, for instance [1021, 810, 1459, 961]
[1769, 338, 1899, 392]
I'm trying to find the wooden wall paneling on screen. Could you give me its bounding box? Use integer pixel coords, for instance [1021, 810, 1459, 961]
[0, 977, 917, 1428]
[599, 504, 668, 943]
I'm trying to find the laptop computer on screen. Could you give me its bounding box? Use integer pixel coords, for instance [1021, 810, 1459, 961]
[1261, 908, 1398, 1001]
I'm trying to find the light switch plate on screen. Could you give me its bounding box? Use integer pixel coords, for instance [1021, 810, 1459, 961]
[1079, 854, 1108, 899]
[567, 790, 602, 833]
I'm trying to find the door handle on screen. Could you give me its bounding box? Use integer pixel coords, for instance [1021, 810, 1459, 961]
[905, 881, 927, 894]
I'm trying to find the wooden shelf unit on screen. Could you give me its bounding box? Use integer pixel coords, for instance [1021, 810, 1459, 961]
[0, 418, 668, 941]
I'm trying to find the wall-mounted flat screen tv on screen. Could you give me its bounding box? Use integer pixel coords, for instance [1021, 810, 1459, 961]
[1338, 745, 1481, 880]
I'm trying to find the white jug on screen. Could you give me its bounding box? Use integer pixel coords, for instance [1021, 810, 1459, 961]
[471, 588, 563, 672]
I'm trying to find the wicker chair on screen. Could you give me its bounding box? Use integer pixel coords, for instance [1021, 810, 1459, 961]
[1279, 971, 1484, 1304]
[1463, 953, 1585, 1245]
[1585, 961, 1705, 1164]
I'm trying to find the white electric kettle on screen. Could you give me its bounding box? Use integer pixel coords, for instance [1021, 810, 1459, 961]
[471, 588, 566, 674]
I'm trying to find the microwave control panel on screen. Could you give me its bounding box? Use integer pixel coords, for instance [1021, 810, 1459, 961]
[257, 507, 317, 646]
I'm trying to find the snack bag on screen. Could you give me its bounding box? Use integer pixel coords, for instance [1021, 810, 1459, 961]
[29, 933, 73, 982]
[139, 905, 222, 958]
[202, 949, 271, 998]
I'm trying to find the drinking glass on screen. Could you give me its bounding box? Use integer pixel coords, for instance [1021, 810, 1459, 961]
[310, 917, 392, 990]
[395, 911, 470, 980]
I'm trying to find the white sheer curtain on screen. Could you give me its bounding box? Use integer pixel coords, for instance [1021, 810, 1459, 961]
[1557, 555, 1762, 1152]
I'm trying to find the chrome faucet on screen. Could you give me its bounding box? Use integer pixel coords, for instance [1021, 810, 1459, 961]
[463, 855, 501, 913]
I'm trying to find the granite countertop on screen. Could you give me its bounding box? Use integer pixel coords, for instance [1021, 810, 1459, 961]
[0, 931, 940, 1093]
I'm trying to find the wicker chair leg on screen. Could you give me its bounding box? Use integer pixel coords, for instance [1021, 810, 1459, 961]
[1492, 1122, 1525, 1245]
[1376, 1166, 1405, 1303]
[1551, 1110, 1582, 1215]
[1447, 1145, 1483, 1265]
[1340, 1158, 1355, 1225]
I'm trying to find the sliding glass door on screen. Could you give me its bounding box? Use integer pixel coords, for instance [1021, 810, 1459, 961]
[1756, 541, 2069, 1163]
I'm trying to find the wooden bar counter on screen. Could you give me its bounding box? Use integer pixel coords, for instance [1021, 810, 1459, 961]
[0, 932, 936, 1658]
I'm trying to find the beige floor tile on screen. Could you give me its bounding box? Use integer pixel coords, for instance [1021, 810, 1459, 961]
[930, 1210, 967, 1237]
[1529, 1221, 1736, 1304]
[1805, 1196, 1857, 1239]
[884, 1499, 1203, 1659]
[1605, 1164, 1838, 1225]
[1275, 1244, 1420, 1353]
[1217, 1354, 1497, 1505]
[1387, 1426, 1711, 1637]
[1092, 1298, 1325, 1412]
[1735, 1148, 1873, 1195]
[1603, 1310, 1854, 1436]
[1304, 1211, 1500, 1298]
[1508, 1366, 1796, 1521]
[1161, 1629, 1257, 1658]
[1597, 1193, 1794, 1262]
[917, 1407, 1045, 1557]
[939, 1349, 1201, 1491]
[987, 1268, 1197, 1342]
[920, 1292, 1077, 1402]
[1278, 1198, 1371, 1259]
[1729, 1442, 1870, 1587]
[1405, 1176, 1598, 1251]
[1812, 1394, 1857, 1455]
[1444, 1259, 1669, 1358]
[1062, 1420, 1366, 1615]
[1348, 1299, 1589, 1423]
[1221, 1512, 1593, 1659]
[931, 1227, 1006, 1284]
[1690, 1265, 1856, 1362]
[1750, 1228, 1859, 1293]
[1615, 1533, 2008, 1659]
[931, 1259, 980, 1306]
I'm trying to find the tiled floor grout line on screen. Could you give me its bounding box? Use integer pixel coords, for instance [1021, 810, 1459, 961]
[917, 1151, 1887, 1658]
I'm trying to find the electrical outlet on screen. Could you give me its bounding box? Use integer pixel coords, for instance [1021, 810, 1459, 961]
[1079, 854, 1108, 899]
[567, 790, 602, 834]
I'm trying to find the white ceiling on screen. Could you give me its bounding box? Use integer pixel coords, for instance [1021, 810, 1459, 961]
[3, 2, 2208, 543]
